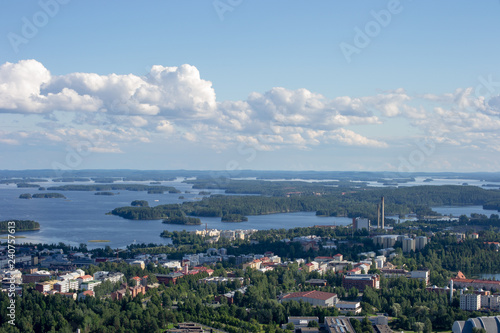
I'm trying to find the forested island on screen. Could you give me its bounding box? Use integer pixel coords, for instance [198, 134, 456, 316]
[47, 184, 178, 193]
[0, 220, 40, 233]
[94, 191, 116, 196]
[52, 177, 91, 182]
[221, 214, 248, 222]
[131, 200, 149, 207]
[32, 193, 66, 199]
[19, 193, 66, 199]
[111, 204, 201, 225]
[112, 185, 500, 220]
[162, 216, 201, 225]
[16, 183, 40, 188]
[0, 178, 47, 184]
[110, 185, 500, 222]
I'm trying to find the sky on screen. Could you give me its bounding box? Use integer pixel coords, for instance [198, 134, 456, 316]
[1, 0, 500, 172]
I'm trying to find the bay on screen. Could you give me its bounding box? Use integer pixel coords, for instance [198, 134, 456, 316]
[1, 177, 498, 249]
[0, 180, 350, 249]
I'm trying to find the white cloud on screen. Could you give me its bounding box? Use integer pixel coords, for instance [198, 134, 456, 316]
[0, 60, 216, 118]
[13, 59, 500, 156]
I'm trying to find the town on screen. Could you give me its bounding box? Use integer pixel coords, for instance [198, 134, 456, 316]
[2, 212, 500, 333]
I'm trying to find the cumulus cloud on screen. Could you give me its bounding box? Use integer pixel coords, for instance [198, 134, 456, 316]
[9, 59, 479, 153]
[0, 60, 216, 117]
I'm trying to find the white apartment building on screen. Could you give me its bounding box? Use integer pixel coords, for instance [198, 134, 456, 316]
[460, 294, 481, 311]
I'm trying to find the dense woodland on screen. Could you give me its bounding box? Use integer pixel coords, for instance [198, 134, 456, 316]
[31, 193, 66, 199]
[0, 220, 40, 234]
[46, 184, 178, 193]
[2, 173, 500, 332]
[3, 219, 500, 331]
[110, 185, 500, 222]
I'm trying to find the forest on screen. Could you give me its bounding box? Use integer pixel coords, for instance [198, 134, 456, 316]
[3, 219, 500, 332]
[46, 184, 178, 193]
[31, 193, 66, 199]
[110, 185, 500, 222]
[0, 220, 40, 233]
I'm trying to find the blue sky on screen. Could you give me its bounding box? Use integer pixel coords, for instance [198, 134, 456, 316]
[1, 0, 500, 172]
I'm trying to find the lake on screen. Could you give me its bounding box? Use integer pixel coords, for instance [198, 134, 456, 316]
[1, 178, 498, 249]
[0, 179, 351, 249]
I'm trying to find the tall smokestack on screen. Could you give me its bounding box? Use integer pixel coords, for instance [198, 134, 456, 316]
[450, 279, 454, 303]
[381, 196, 385, 230]
[377, 204, 380, 229]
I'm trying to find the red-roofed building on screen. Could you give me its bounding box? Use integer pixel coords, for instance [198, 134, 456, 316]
[347, 267, 362, 275]
[343, 274, 380, 291]
[83, 290, 94, 296]
[77, 275, 93, 283]
[452, 277, 500, 292]
[333, 254, 343, 262]
[485, 242, 500, 251]
[131, 276, 141, 286]
[280, 290, 338, 307]
[141, 276, 148, 286]
[111, 284, 146, 301]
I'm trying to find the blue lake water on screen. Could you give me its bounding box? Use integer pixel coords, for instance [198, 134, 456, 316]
[478, 273, 500, 280]
[432, 205, 498, 217]
[1, 178, 498, 249]
[0, 179, 351, 249]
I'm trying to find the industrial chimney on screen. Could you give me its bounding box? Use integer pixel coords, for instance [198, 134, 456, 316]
[450, 279, 454, 303]
[381, 196, 385, 230]
[377, 203, 380, 229]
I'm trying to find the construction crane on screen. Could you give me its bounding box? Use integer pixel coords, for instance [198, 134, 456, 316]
[114, 248, 126, 259]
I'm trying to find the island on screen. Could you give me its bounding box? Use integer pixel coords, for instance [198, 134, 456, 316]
[17, 183, 40, 188]
[32, 193, 66, 199]
[0, 220, 40, 233]
[46, 184, 179, 193]
[94, 192, 116, 196]
[52, 177, 91, 182]
[221, 214, 248, 222]
[131, 200, 149, 207]
[111, 204, 201, 224]
[19, 193, 32, 199]
[111, 185, 500, 222]
[162, 216, 201, 225]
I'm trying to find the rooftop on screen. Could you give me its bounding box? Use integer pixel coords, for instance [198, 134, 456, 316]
[282, 290, 337, 301]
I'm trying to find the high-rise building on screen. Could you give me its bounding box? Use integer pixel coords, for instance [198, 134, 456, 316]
[415, 236, 428, 250]
[460, 294, 481, 311]
[402, 238, 415, 253]
[353, 217, 370, 231]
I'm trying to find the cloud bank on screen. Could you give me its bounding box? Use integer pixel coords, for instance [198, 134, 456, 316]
[1, 59, 499, 163]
